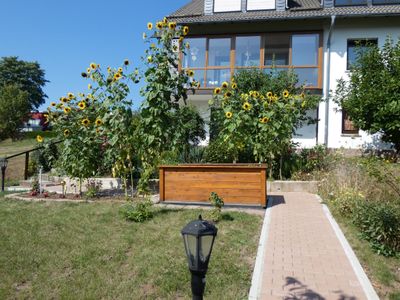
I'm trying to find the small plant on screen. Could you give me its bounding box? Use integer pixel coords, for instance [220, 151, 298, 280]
[85, 179, 102, 199]
[121, 198, 153, 222]
[209, 192, 224, 222]
[30, 177, 39, 196]
[329, 187, 365, 217]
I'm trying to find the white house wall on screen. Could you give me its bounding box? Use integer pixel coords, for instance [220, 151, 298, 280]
[322, 17, 400, 150]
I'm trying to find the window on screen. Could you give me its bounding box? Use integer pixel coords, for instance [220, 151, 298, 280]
[372, 0, 400, 3]
[335, 0, 367, 5]
[235, 36, 260, 67]
[342, 110, 359, 134]
[181, 32, 322, 89]
[347, 39, 378, 70]
[214, 0, 241, 12]
[247, 0, 275, 10]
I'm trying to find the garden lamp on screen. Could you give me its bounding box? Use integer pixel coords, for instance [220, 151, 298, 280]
[1, 157, 8, 192]
[181, 215, 218, 300]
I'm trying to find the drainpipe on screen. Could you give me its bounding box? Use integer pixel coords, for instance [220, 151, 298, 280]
[324, 15, 336, 146]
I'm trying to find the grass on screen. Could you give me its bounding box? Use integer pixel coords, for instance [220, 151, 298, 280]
[331, 212, 400, 300]
[0, 197, 262, 299]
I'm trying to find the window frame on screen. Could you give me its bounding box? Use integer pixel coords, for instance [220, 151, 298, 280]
[346, 38, 378, 70]
[180, 31, 323, 90]
[213, 0, 242, 13]
[342, 110, 359, 135]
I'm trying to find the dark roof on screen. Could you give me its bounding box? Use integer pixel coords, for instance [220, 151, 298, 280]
[168, 0, 400, 23]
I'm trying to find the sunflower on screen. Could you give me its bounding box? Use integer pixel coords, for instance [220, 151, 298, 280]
[242, 102, 252, 111]
[36, 135, 43, 143]
[68, 92, 75, 100]
[183, 26, 189, 35]
[114, 73, 122, 81]
[87, 67, 91, 74]
[118, 67, 123, 73]
[260, 117, 269, 123]
[64, 129, 70, 137]
[90, 62, 97, 70]
[78, 101, 86, 110]
[231, 83, 237, 89]
[88, 84, 92, 90]
[142, 32, 147, 39]
[124, 59, 129, 66]
[96, 128, 101, 134]
[43, 114, 49, 124]
[147, 56, 153, 63]
[60, 97, 68, 103]
[95, 118, 103, 126]
[267, 91, 273, 98]
[63, 107, 71, 114]
[147, 22, 153, 30]
[186, 69, 194, 77]
[156, 22, 163, 30]
[214, 87, 221, 95]
[81, 118, 90, 126]
[283, 90, 290, 98]
[224, 91, 232, 98]
[168, 22, 176, 30]
[50, 102, 56, 107]
[81, 72, 88, 78]
[221, 81, 229, 89]
[185, 42, 190, 49]
[225, 111, 233, 119]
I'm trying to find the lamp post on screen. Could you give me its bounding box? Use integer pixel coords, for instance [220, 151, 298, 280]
[1, 157, 8, 192]
[181, 215, 218, 300]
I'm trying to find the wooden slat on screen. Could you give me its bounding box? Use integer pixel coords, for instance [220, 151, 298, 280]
[164, 180, 262, 189]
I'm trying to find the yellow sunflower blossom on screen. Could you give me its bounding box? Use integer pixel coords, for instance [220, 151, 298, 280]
[81, 118, 90, 126]
[50, 102, 56, 107]
[231, 83, 237, 89]
[78, 101, 86, 110]
[242, 102, 252, 111]
[114, 72, 122, 81]
[283, 90, 290, 98]
[225, 111, 233, 119]
[95, 118, 103, 126]
[90, 62, 97, 70]
[267, 91, 273, 98]
[118, 67, 123, 73]
[186, 69, 194, 77]
[221, 81, 229, 89]
[67, 92, 75, 100]
[168, 22, 176, 30]
[88, 84, 92, 90]
[43, 114, 49, 124]
[147, 22, 153, 30]
[224, 91, 232, 98]
[260, 117, 269, 123]
[64, 129, 70, 137]
[214, 87, 221, 94]
[63, 107, 71, 114]
[156, 22, 163, 30]
[61, 97, 68, 103]
[36, 135, 43, 143]
[147, 56, 153, 63]
[183, 26, 189, 35]
[87, 67, 91, 74]
[142, 32, 147, 39]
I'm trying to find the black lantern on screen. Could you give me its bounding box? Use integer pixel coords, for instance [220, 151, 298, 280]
[1, 157, 8, 192]
[181, 215, 218, 300]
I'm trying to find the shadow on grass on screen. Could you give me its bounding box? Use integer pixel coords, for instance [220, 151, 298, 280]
[221, 213, 235, 221]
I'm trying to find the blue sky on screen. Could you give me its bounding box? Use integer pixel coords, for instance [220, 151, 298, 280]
[0, 0, 188, 110]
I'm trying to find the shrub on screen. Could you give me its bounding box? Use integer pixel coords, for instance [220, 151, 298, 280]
[208, 192, 224, 222]
[121, 199, 154, 222]
[352, 201, 400, 256]
[85, 179, 102, 199]
[329, 188, 365, 217]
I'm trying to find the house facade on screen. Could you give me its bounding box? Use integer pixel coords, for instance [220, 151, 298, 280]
[168, 0, 400, 149]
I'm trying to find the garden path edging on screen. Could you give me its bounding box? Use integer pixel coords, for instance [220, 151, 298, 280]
[248, 195, 273, 299]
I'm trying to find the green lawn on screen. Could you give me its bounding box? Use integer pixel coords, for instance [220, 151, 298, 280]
[0, 198, 262, 299]
[332, 213, 400, 300]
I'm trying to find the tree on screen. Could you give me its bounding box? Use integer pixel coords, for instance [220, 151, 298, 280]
[0, 56, 48, 109]
[335, 37, 400, 153]
[0, 84, 30, 140]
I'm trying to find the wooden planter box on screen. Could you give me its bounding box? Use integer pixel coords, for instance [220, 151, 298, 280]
[159, 164, 267, 207]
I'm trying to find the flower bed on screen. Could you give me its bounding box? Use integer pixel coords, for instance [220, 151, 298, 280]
[159, 164, 267, 207]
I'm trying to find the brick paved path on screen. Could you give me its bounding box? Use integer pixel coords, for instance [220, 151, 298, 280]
[260, 192, 368, 300]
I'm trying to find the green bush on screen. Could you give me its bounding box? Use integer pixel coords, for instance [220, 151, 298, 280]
[203, 138, 236, 163]
[352, 201, 400, 256]
[329, 188, 365, 217]
[120, 199, 153, 222]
